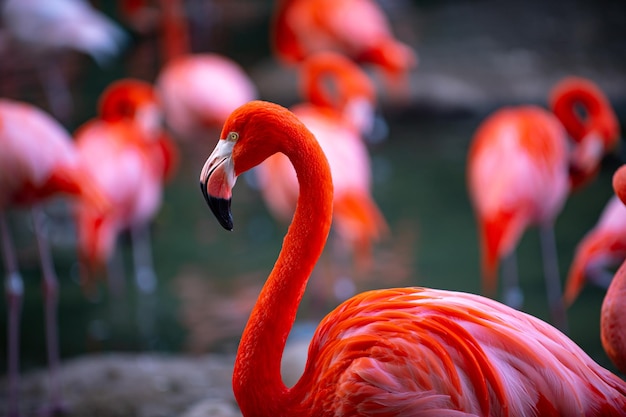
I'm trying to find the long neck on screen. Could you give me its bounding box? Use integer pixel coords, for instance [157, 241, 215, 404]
[233, 127, 333, 416]
[601, 259, 626, 374]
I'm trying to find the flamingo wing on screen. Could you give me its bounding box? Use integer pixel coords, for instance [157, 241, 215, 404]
[298, 288, 626, 416]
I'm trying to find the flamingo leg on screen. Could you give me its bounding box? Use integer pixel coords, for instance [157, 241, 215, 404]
[130, 224, 158, 347]
[1, 213, 24, 417]
[31, 208, 64, 414]
[539, 223, 568, 333]
[501, 250, 523, 310]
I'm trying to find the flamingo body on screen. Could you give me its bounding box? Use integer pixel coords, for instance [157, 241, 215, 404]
[1, 0, 126, 64]
[156, 54, 258, 142]
[74, 120, 163, 268]
[0, 99, 102, 208]
[467, 106, 569, 290]
[272, 0, 416, 84]
[200, 101, 626, 417]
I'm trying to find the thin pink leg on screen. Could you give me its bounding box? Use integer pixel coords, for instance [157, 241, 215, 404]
[1, 213, 23, 417]
[31, 209, 63, 414]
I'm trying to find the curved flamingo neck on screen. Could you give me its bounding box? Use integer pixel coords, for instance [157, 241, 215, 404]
[601, 260, 626, 374]
[549, 79, 618, 146]
[159, 0, 190, 63]
[301, 54, 375, 113]
[232, 113, 333, 416]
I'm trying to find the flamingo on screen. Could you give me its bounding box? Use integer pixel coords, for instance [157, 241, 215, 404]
[271, 0, 417, 91]
[467, 77, 619, 331]
[74, 79, 176, 341]
[0, 0, 127, 122]
[200, 100, 626, 416]
[564, 194, 626, 306]
[550, 76, 620, 190]
[154, 0, 257, 147]
[156, 54, 258, 144]
[0, 99, 107, 417]
[254, 52, 388, 300]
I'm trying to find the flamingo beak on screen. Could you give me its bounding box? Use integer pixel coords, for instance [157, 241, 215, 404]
[200, 139, 237, 230]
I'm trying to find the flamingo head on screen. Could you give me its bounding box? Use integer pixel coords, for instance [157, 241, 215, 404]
[99, 78, 163, 140]
[200, 100, 310, 231]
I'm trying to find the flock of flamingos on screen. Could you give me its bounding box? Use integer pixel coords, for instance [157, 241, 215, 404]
[1, 0, 625, 416]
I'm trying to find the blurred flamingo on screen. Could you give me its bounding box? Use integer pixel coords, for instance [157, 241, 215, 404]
[467, 77, 619, 332]
[0, 99, 107, 417]
[254, 52, 388, 302]
[564, 194, 626, 306]
[155, 0, 257, 149]
[74, 79, 176, 341]
[550, 76, 620, 190]
[0, 0, 127, 122]
[200, 100, 626, 416]
[271, 0, 417, 92]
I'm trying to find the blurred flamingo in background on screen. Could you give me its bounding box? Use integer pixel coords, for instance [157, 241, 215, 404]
[155, 0, 257, 151]
[0, 0, 127, 123]
[0, 99, 107, 417]
[200, 100, 626, 417]
[467, 77, 619, 332]
[255, 52, 388, 303]
[467, 106, 570, 331]
[74, 79, 176, 343]
[564, 193, 626, 306]
[550, 76, 620, 190]
[271, 0, 417, 93]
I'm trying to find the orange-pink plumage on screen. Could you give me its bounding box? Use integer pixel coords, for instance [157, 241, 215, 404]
[200, 100, 626, 417]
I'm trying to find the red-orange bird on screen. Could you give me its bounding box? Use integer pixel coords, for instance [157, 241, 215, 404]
[154, 0, 257, 146]
[200, 100, 626, 416]
[271, 0, 417, 90]
[550, 77, 620, 190]
[74, 79, 176, 305]
[467, 77, 618, 332]
[0, 99, 106, 417]
[254, 52, 387, 284]
[564, 194, 626, 306]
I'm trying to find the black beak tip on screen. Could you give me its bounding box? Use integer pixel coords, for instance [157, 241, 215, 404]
[200, 181, 234, 231]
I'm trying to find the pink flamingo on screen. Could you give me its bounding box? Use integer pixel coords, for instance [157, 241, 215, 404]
[254, 52, 387, 300]
[200, 100, 626, 416]
[154, 0, 257, 147]
[564, 193, 626, 306]
[0, 99, 107, 417]
[467, 77, 619, 331]
[156, 54, 258, 144]
[0, 0, 127, 122]
[271, 0, 417, 91]
[74, 79, 176, 340]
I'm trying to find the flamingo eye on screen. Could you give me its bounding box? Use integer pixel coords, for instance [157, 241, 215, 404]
[227, 132, 239, 142]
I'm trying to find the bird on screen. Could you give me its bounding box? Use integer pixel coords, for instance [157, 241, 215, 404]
[0, 0, 127, 122]
[200, 100, 626, 416]
[466, 77, 619, 332]
[154, 0, 257, 149]
[564, 193, 626, 306]
[549, 76, 620, 190]
[467, 105, 570, 330]
[0, 99, 107, 417]
[271, 0, 417, 92]
[74, 79, 176, 342]
[253, 52, 388, 301]
[156, 53, 258, 145]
